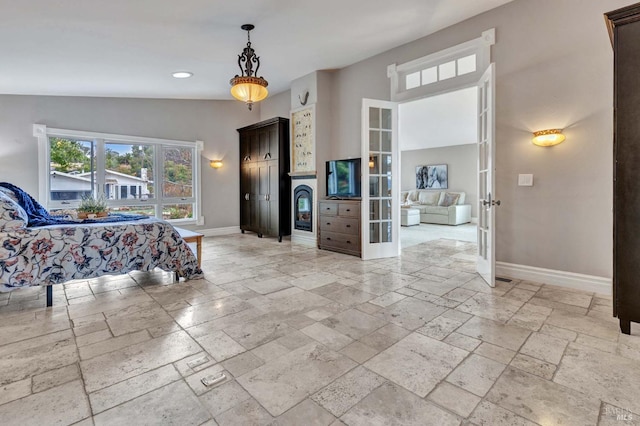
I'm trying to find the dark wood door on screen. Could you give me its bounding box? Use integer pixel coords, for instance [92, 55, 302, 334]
[240, 163, 251, 231]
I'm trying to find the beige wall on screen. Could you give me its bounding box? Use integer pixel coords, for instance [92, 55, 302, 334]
[401, 144, 477, 218]
[259, 90, 291, 122]
[0, 94, 257, 231]
[329, 0, 628, 278]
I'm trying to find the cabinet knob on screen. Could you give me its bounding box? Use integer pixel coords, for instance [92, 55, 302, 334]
[346, 241, 351, 244]
[346, 209, 351, 212]
[326, 237, 331, 241]
[346, 224, 351, 228]
[326, 222, 331, 225]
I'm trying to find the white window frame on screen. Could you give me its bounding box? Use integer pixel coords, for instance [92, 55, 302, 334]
[33, 124, 204, 225]
[388, 28, 495, 102]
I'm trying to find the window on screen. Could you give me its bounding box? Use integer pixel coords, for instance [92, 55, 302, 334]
[34, 125, 203, 224]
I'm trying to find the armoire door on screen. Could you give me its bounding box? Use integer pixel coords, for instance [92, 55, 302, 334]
[267, 160, 280, 237]
[258, 161, 270, 236]
[240, 163, 251, 231]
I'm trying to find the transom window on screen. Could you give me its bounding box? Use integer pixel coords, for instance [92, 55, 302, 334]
[34, 125, 203, 224]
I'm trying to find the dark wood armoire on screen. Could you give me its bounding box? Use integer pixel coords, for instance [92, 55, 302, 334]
[605, 4, 640, 334]
[238, 117, 291, 242]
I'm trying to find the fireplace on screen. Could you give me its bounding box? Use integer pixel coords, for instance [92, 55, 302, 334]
[294, 185, 313, 232]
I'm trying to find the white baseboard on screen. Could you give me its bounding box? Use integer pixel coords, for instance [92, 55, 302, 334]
[496, 261, 611, 296]
[199, 226, 242, 237]
[471, 217, 478, 224]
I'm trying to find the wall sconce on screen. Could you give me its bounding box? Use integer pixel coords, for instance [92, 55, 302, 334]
[369, 157, 375, 168]
[210, 160, 223, 169]
[532, 129, 565, 147]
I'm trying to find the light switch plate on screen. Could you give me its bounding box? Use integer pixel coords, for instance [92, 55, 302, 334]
[518, 174, 533, 186]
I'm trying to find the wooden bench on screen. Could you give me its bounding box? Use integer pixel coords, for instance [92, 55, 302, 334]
[173, 227, 203, 267]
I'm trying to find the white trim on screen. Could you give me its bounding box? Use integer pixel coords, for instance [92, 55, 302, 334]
[496, 261, 611, 296]
[199, 226, 242, 237]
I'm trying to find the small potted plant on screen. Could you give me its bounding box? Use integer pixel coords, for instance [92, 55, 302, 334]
[77, 194, 108, 219]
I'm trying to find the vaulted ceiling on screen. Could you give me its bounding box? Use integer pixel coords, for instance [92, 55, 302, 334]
[0, 0, 514, 99]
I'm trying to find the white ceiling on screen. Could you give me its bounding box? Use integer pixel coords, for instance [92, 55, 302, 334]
[399, 87, 478, 151]
[0, 0, 514, 100]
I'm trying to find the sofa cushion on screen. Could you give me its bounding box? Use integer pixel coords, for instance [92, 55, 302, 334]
[439, 192, 460, 207]
[408, 190, 419, 202]
[400, 192, 409, 204]
[420, 205, 449, 215]
[0, 192, 28, 231]
[418, 191, 440, 205]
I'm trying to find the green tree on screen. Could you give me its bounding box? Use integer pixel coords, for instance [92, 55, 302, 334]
[50, 138, 91, 173]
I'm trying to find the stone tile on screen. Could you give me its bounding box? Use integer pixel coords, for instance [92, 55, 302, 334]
[341, 382, 459, 426]
[365, 332, 467, 397]
[502, 287, 536, 303]
[32, 363, 80, 393]
[221, 352, 265, 377]
[89, 364, 181, 414]
[428, 381, 481, 417]
[75, 329, 112, 347]
[536, 286, 593, 308]
[456, 316, 530, 351]
[81, 331, 200, 392]
[301, 323, 354, 351]
[170, 296, 253, 328]
[242, 278, 293, 295]
[510, 354, 556, 380]
[528, 297, 588, 315]
[148, 322, 182, 338]
[276, 330, 315, 350]
[539, 324, 578, 341]
[310, 283, 349, 297]
[446, 354, 506, 396]
[443, 332, 481, 351]
[93, 381, 211, 425]
[406, 278, 460, 297]
[554, 343, 640, 414]
[469, 400, 538, 426]
[0, 378, 31, 406]
[215, 397, 273, 426]
[487, 367, 600, 426]
[198, 380, 252, 417]
[67, 292, 153, 320]
[184, 364, 229, 396]
[441, 309, 472, 323]
[0, 380, 90, 425]
[237, 343, 357, 416]
[0, 311, 70, 346]
[375, 298, 447, 330]
[416, 316, 462, 340]
[79, 329, 152, 361]
[574, 333, 618, 354]
[311, 366, 386, 417]
[545, 309, 619, 342]
[507, 303, 551, 331]
[520, 332, 568, 364]
[368, 292, 407, 307]
[321, 309, 387, 340]
[223, 314, 293, 350]
[618, 333, 640, 362]
[274, 399, 335, 426]
[599, 402, 637, 426]
[73, 320, 110, 337]
[251, 341, 291, 362]
[173, 352, 217, 378]
[474, 342, 516, 364]
[323, 287, 376, 307]
[457, 293, 523, 324]
[339, 341, 379, 364]
[196, 330, 247, 362]
[395, 287, 420, 297]
[443, 287, 477, 303]
[305, 309, 335, 321]
[290, 272, 342, 291]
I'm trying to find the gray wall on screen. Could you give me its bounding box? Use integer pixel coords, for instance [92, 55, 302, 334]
[401, 144, 477, 218]
[0, 95, 257, 231]
[259, 90, 291, 122]
[328, 0, 626, 278]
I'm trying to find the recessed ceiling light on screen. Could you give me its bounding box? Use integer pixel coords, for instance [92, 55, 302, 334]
[172, 71, 193, 79]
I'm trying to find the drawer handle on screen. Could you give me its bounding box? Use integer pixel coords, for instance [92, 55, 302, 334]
[346, 224, 351, 228]
[346, 241, 351, 244]
[346, 209, 351, 212]
[326, 207, 331, 210]
[326, 222, 331, 225]
[326, 237, 331, 241]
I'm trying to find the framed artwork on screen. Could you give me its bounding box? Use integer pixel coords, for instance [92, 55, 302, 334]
[416, 164, 448, 189]
[291, 104, 315, 173]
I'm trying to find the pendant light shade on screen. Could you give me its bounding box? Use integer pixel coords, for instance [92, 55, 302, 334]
[230, 24, 269, 110]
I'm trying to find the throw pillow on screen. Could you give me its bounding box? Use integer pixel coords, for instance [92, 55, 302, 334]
[439, 192, 460, 207]
[418, 191, 440, 205]
[408, 190, 419, 202]
[0, 191, 28, 231]
[400, 192, 409, 204]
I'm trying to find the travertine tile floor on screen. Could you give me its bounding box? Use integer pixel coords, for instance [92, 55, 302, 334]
[0, 235, 639, 425]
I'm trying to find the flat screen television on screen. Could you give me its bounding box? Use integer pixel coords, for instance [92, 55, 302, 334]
[326, 158, 362, 199]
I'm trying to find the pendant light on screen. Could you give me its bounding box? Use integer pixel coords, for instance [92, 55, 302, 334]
[230, 24, 269, 111]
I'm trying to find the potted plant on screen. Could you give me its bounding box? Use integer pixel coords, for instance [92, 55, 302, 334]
[77, 194, 108, 219]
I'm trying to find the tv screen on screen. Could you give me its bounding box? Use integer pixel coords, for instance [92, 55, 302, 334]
[326, 158, 362, 198]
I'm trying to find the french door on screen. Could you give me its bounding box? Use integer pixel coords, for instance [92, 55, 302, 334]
[362, 99, 399, 260]
[476, 64, 497, 286]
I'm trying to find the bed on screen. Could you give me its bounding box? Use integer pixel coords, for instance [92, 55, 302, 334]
[0, 185, 203, 305]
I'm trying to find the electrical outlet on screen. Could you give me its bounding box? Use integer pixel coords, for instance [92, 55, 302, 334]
[518, 174, 533, 186]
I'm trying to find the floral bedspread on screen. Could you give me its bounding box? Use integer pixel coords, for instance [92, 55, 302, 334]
[0, 218, 203, 291]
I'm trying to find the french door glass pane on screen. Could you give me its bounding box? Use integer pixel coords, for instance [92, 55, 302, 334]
[369, 131, 380, 152]
[163, 146, 193, 198]
[48, 137, 95, 201]
[381, 109, 392, 130]
[370, 200, 380, 220]
[370, 155, 379, 174]
[382, 221, 392, 242]
[381, 154, 392, 174]
[381, 199, 391, 220]
[381, 131, 392, 152]
[105, 142, 154, 200]
[369, 108, 380, 129]
[369, 177, 380, 197]
[370, 222, 380, 243]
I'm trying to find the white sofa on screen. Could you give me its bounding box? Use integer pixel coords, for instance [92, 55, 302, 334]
[400, 190, 471, 226]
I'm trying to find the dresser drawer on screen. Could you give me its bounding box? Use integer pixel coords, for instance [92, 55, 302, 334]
[319, 231, 361, 252]
[319, 202, 338, 216]
[338, 203, 360, 218]
[320, 216, 359, 235]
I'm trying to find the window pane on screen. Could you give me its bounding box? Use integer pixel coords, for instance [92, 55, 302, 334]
[421, 67, 437, 85]
[381, 154, 392, 175]
[370, 200, 380, 220]
[163, 203, 194, 220]
[369, 155, 379, 175]
[370, 222, 380, 244]
[163, 146, 193, 198]
[439, 61, 456, 80]
[369, 107, 380, 129]
[457, 54, 476, 75]
[381, 199, 391, 220]
[110, 205, 155, 216]
[381, 176, 391, 197]
[369, 177, 380, 197]
[406, 72, 420, 90]
[382, 221, 392, 242]
[369, 130, 380, 152]
[381, 131, 392, 152]
[381, 108, 392, 130]
[49, 137, 95, 202]
[105, 143, 154, 200]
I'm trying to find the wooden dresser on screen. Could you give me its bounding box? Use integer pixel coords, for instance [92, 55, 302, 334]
[318, 199, 361, 257]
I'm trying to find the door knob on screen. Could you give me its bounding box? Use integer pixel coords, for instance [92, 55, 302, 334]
[244, 193, 250, 201]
